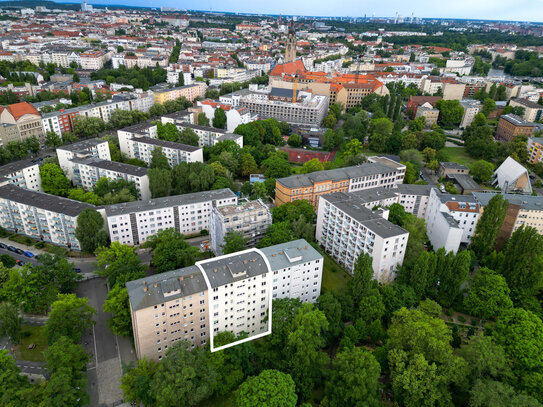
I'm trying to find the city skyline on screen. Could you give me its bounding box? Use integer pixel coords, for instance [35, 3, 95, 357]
[57, 0, 543, 23]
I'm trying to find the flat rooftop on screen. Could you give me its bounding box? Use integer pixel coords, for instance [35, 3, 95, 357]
[199, 249, 269, 289]
[0, 159, 39, 177]
[472, 191, 543, 211]
[70, 157, 148, 177]
[106, 188, 236, 217]
[216, 199, 268, 217]
[126, 265, 207, 312]
[259, 239, 322, 271]
[0, 184, 95, 217]
[57, 138, 106, 153]
[322, 192, 409, 239]
[132, 136, 202, 152]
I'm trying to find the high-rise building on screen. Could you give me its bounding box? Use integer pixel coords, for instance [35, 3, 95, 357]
[285, 21, 296, 63]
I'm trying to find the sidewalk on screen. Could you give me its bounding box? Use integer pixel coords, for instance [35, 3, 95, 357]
[0, 236, 97, 262]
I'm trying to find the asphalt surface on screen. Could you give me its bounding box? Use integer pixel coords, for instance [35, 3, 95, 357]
[77, 277, 122, 407]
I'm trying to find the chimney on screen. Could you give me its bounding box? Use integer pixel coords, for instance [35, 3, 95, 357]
[179, 276, 184, 281]
[143, 286, 147, 292]
[243, 260, 248, 264]
[154, 283, 158, 288]
[305, 245, 308, 249]
[214, 268, 218, 273]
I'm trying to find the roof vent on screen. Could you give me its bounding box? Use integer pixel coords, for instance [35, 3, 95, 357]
[179, 276, 184, 281]
[305, 245, 308, 249]
[154, 283, 158, 288]
[214, 268, 218, 273]
[143, 286, 147, 292]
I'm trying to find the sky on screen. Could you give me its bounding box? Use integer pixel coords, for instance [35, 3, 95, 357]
[89, 0, 543, 23]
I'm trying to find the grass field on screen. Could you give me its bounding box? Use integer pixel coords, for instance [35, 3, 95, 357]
[321, 252, 351, 292]
[439, 147, 479, 169]
[14, 325, 48, 362]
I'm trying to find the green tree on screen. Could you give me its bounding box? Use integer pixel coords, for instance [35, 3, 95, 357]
[148, 168, 172, 198]
[178, 128, 199, 146]
[316, 291, 343, 344]
[470, 194, 509, 259]
[213, 107, 227, 129]
[44, 335, 89, 375]
[72, 116, 105, 138]
[240, 153, 259, 177]
[470, 160, 494, 184]
[458, 334, 511, 383]
[0, 302, 22, 344]
[121, 358, 158, 407]
[149, 103, 167, 117]
[222, 230, 248, 254]
[0, 254, 15, 268]
[287, 133, 302, 147]
[324, 347, 381, 407]
[44, 294, 96, 345]
[272, 200, 316, 224]
[234, 370, 297, 407]
[323, 113, 337, 129]
[95, 242, 146, 287]
[498, 226, 543, 303]
[197, 112, 210, 126]
[470, 379, 543, 407]
[261, 154, 291, 179]
[44, 130, 63, 147]
[257, 222, 293, 248]
[435, 99, 464, 126]
[40, 163, 71, 197]
[482, 98, 496, 117]
[149, 147, 170, 170]
[143, 229, 199, 273]
[75, 209, 108, 253]
[150, 341, 216, 407]
[103, 285, 132, 337]
[301, 158, 324, 174]
[464, 268, 513, 320]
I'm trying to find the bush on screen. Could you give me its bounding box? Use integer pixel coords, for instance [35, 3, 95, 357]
[200, 229, 208, 236]
[444, 308, 453, 317]
[35, 241, 45, 249]
[458, 315, 466, 323]
[21, 330, 32, 339]
[471, 318, 480, 326]
[0, 227, 10, 237]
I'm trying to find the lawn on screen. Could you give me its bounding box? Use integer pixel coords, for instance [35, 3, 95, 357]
[321, 252, 351, 292]
[14, 325, 48, 362]
[439, 147, 479, 169]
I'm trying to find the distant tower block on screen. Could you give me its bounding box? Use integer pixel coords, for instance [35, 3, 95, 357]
[285, 21, 296, 63]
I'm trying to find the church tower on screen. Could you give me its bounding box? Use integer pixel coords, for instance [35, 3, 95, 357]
[285, 21, 296, 63]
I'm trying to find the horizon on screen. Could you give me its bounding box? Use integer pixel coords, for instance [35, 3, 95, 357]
[45, 0, 543, 24]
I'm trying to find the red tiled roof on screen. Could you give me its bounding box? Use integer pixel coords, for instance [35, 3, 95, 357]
[270, 60, 307, 77]
[3, 102, 39, 120]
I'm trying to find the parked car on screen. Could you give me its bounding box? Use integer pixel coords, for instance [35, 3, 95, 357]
[15, 248, 24, 255]
[0, 243, 7, 250]
[24, 251, 34, 258]
[74, 268, 82, 273]
[7, 246, 17, 252]
[16, 259, 24, 266]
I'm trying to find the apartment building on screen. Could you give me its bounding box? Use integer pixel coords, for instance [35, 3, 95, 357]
[0, 160, 42, 192]
[509, 98, 543, 123]
[495, 114, 535, 142]
[259, 239, 323, 304]
[316, 192, 409, 282]
[153, 83, 206, 104]
[460, 100, 482, 129]
[210, 199, 272, 255]
[528, 137, 543, 164]
[0, 102, 44, 142]
[472, 192, 543, 245]
[80, 50, 105, 70]
[415, 104, 440, 127]
[117, 122, 203, 167]
[396, 184, 432, 218]
[424, 188, 481, 254]
[239, 88, 329, 127]
[406, 96, 442, 118]
[197, 100, 254, 133]
[0, 184, 96, 250]
[57, 139, 111, 180]
[106, 189, 237, 246]
[69, 158, 150, 200]
[127, 265, 210, 360]
[161, 119, 243, 148]
[127, 239, 322, 359]
[275, 161, 406, 208]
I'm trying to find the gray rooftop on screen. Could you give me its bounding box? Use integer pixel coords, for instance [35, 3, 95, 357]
[0, 159, 39, 178]
[322, 192, 409, 238]
[531, 137, 543, 144]
[512, 98, 543, 110]
[259, 239, 322, 271]
[347, 187, 398, 205]
[396, 183, 432, 196]
[440, 162, 469, 170]
[449, 174, 481, 191]
[126, 265, 207, 312]
[161, 110, 192, 120]
[58, 138, 107, 153]
[0, 184, 95, 217]
[119, 122, 156, 134]
[71, 157, 148, 177]
[277, 163, 397, 188]
[105, 188, 236, 217]
[199, 249, 269, 289]
[132, 136, 202, 152]
[178, 122, 227, 134]
[472, 191, 543, 211]
[501, 114, 530, 126]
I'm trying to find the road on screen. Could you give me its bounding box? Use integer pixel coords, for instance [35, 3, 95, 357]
[78, 277, 125, 407]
